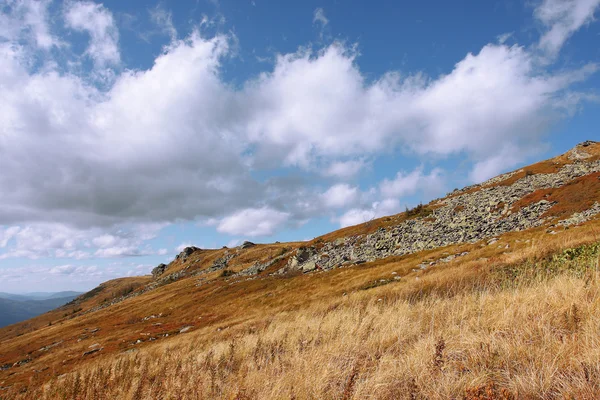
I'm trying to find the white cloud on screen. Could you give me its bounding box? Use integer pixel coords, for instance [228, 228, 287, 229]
[244, 42, 595, 180]
[338, 199, 402, 228]
[0, 226, 21, 248]
[535, 0, 600, 57]
[175, 243, 193, 252]
[0, 0, 58, 49]
[216, 207, 290, 237]
[380, 167, 444, 199]
[0, 223, 164, 260]
[322, 183, 358, 208]
[313, 7, 328, 26]
[64, 1, 120, 67]
[49, 264, 76, 275]
[149, 4, 177, 42]
[49, 264, 99, 277]
[226, 238, 242, 248]
[323, 159, 366, 179]
[0, 1, 597, 243]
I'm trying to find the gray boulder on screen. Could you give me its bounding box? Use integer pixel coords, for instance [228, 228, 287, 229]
[176, 246, 200, 261]
[151, 263, 168, 279]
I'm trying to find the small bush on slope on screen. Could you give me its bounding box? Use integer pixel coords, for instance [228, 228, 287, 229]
[6, 240, 600, 400]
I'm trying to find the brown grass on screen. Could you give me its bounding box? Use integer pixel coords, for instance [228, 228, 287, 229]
[2, 222, 600, 399]
[511, 172, 600, 218]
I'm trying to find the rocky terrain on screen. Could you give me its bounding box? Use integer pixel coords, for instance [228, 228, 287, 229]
[2, 141, 600, 398]
[145, 141, 600, 278]
[71, 141, 600, 312]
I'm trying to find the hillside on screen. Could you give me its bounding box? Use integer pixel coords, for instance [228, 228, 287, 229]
[1, 141, 600, 399]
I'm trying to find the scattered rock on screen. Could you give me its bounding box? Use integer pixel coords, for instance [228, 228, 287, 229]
[13, 358, 31, 367]
[39, 341, 63, 352]
[179, 326, 193, 333]
[151, 263, 168, 278]
[557, 202, 600, 227]
[175, 246, 200, 261]
[1, 363, 11, 371]
[82, 348, 102, 357]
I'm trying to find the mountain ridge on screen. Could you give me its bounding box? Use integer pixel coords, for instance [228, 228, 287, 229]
[1, 140, 600, 398]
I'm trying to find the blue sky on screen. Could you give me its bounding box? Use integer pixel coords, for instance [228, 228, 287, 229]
[0, 0, 599, 292]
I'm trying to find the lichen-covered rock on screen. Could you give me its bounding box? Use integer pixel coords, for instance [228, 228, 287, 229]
[151, 263, 168, 279]
[175, 246, 201, 262]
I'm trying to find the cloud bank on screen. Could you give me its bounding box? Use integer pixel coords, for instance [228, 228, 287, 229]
[0, 0, 598, 261]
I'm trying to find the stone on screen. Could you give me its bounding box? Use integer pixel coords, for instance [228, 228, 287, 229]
[82, 348, 102, 357]
[301, 260, 318, 273]
[240, 241, 256, 249]
[176, 246, 200, 261]
[12, 358, 31, 367]
[151, 264, 168, 278]
[179, 326, 193, 333]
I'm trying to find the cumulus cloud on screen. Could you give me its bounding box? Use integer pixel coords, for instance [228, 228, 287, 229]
[0, 0, 597, 247]
[0, 226, 20, 248]
[0, 0, 58, 49]
[338, 199, 402, 228]
[380, 168, 444, 199]
[175, 243, 193, 252]
[535, 0, 600, 57]
[64, 0, 120, 66]
[322, 184, 359, 208]
[0, 223, 164, 260]
[215, 207, 291, 237]
[323, 159, 367, 179]
[244, 42, 595, 181]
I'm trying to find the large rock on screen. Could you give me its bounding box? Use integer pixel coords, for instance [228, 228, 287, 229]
[151, 263, 168, 279]
[287, 247, 316, 271]
[176, 246, 200, 261]
[240, 241, 256, 249]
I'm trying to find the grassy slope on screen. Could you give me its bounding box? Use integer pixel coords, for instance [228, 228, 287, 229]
[2, 222, 600, 399]
[1, 142, 600, 399]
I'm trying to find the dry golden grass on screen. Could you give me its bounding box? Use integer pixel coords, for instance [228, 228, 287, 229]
[2, 144, 600, 399]
[3, 224, 600, 399]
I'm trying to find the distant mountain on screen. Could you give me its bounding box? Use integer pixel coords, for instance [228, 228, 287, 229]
[0, 291, 82, 302]
[0, 294, 80, 328]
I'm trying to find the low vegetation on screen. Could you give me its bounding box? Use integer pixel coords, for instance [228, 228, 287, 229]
[5, 229, 600, 399]
[3, 143, 600, 399]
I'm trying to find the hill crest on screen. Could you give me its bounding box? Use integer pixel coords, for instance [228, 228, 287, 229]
[1, 140, 600, 396]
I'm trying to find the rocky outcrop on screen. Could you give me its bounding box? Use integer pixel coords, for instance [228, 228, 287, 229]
[557, 202, 600, 227]
[151, 263, 168, 279]
[176, 246, 201, 262]
[75, 144, 600, 317]
[277, 159, 600, 273]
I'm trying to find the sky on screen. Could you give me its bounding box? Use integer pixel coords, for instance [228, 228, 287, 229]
[0, 0, 599, 292]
